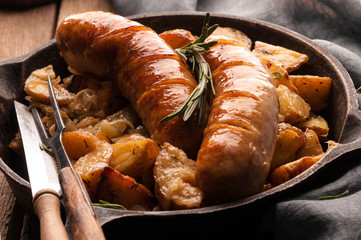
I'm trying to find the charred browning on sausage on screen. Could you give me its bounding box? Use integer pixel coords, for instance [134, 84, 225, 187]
[195, 36, 279, 204]
[56, 11, 204, 158]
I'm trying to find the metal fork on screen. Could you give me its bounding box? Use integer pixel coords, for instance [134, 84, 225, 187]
[32, 75, 105, 240]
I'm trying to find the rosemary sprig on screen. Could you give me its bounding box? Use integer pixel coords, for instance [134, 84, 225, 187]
[317, 189, 350, 200]
[93, 200, 126, 210]
[39, 144, 54, 156]
[160, 13, 218, 126]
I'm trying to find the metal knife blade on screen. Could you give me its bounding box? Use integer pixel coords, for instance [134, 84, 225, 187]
[14, 101, 61, 198]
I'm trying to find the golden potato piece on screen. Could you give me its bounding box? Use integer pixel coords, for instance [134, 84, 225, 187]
[297, 112, 329, 141]
[207, 34, 250, 50]
[154, 143, 202, 210]
[24, 65, 74, 105]
[28, 65, 56, 80]
[110, 134, 160, 188]
[159, 29, 197, 49]
[270, 153, 324, 186]
[100, 120, 128, 139]
[278, 85, 311, 124]
[62, 130, 96, 159]
[73, 137, 113, 198]
[271, 123, 305, 171]
[289, 75, 332, 112]
[94, 167, 154, 210]
[105, 105, 140, 127]
[260, 58, 298, 92]
[253, 41, 308, 72]
[212, 26, 252, 50]
[295, 128, 324, 159]
[85, 105, 140, 141]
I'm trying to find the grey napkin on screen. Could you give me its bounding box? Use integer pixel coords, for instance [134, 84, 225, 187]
[112, 0, 361, 238]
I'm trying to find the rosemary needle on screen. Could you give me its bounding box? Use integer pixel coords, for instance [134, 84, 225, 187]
[93, 200, 126, 210]
[160, 13, 218, 127]
[317, 189, 350, 200]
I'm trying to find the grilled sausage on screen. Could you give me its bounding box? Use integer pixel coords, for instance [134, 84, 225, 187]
[55, 11, 203, 158]
[195, 36, 279, 204]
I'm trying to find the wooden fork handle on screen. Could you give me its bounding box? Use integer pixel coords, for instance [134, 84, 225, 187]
[33, 190, 69, 240]
[59, 166, 105, 240]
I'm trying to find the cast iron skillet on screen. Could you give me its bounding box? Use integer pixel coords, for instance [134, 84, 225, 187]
[1, 12, 361, 237]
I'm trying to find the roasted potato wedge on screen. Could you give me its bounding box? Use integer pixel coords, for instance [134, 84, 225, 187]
[253, 41, 308, 72]
[295, 128, 324, 159]
[24, 65, 74, 105]
[289, 75, 332, 112]
[104, 105, 140, 127]
[270, 153, 324, 186]
[259, 58, 298, 92]
[271, 123, 305, 171]
[212, 26, 252, 50]
[85, 105, 141, 141]
[297, 112, 329, 141]
[94, 167, 154, 210]
[73, 136, 113, 198]
[277, 85, 311, 124]
[154, 143, 202, 210]
[110, 133, 160, 187]
[62, 130, 96, 159]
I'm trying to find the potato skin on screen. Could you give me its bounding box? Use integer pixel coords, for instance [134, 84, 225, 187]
[271, 123, 305, 171]
[94, 167, 154, 210]
[277, 85, 311, 124]
[154, 143, 202, 210]
[253, 41, 309, 73]
[195, 36, 279, 204]
[270, 153, 324, 186]
[110, 133, 160, 188]
[289, 75, 332, 112]
[62, 130, 96, 159]
[56, 11, 203, 158]
[294, 128, 323, 159]
[73, 133, 113, 198]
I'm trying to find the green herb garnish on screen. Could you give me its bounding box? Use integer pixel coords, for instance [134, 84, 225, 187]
[160, 13, 218, 126]
[317, 189, 350, 200]
[39, 144, 54, 156]
[271, 72, 282, 80]
[93, 200, 126, 210]
[128, 46, 141, 52]
[130, 183, 139, 191]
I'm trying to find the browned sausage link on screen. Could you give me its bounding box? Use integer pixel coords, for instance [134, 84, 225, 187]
[195, 36, 279, 204]
[55, 11, 203, 158]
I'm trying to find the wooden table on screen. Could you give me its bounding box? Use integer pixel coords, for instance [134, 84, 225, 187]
[0, 1, 114, 238]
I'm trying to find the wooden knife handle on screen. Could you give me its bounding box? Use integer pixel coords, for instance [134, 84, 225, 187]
[59, 166, 105, 240]
[33, 190, 69, 240]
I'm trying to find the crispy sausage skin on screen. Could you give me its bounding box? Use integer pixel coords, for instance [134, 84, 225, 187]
[55, 11, 203, 158]
[195, 36, 279, 204]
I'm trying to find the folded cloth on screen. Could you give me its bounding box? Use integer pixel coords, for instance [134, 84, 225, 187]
[113, 0, 198, 15]
[113, 0, 361, 238]
[114, 0, 361, 56]
[258, 157, 361, 239]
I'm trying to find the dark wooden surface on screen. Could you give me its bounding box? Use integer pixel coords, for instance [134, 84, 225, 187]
[0, 1, 114, 239]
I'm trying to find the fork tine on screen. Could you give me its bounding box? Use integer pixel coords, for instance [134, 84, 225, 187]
[47, 75, 65, 132]
[31, 107, 51, 143]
